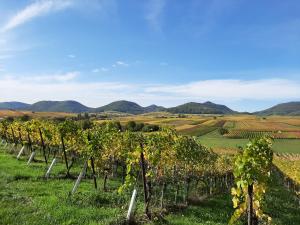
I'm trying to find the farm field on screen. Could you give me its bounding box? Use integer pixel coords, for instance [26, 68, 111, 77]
[0, 149, 299, 225]
[110, 114, 300, 153]
[198, 130, 300, 153]
[274, 155, 300, 183]
[0, 110, 75, 119]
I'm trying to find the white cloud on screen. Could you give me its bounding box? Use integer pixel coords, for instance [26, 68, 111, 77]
[3, 71, 79, 83]
[68, 54, 76, 58]
[145, 0, 166, 31]
[1, 0, 73, 32]
[0, 73, 133, 106]
[116, 61, 129, 67]
[0, 76, 299, 110]
[145, 79, 300, 101]
[92, 67, 109, 73]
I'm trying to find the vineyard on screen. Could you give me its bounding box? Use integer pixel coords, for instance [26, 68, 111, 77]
[274, 154, 300, 183]
[0, 118, 235, 224]
[224, 130, 300, 139]
[0, 116, 299, 224]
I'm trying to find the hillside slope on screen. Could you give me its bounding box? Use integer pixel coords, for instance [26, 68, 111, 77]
[256, 102, 300, 116]
[0, 102, 30, 110]
[94, 100, 145, 114]
[26, 101, 90, 113]
[167, 101, 236, 114]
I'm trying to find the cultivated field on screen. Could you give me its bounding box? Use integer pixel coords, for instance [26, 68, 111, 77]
[0, 110, 75, 119]
[110, 114, 300, 154]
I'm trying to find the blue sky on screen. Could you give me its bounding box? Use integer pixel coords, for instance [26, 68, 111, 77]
[0, 0, 299, 112]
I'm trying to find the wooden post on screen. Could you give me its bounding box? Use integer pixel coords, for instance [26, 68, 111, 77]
[248, 184, 254, 225]
[39, 128, 48, 165]
[90, 157, 97, 189]
[11, 127, 16, 152]
[18, 128, 23, 146]
[27, 132, 32, 152]
[140, 148, 149, 217]
[61, 135, 70, 177]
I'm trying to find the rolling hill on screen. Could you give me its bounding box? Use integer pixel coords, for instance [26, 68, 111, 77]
[94, 100, 165, 114]
[26, 101, 90, 113]
[167, 101, 236, 114]
[255, 101, 300, 116]
[0, 102, 30, 110]
[2, 100, 299, 115]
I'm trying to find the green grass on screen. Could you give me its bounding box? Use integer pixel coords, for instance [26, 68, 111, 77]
[151, 172, 300, 225]
[0, 146, 300, 225]
[198, 130, 300, 153]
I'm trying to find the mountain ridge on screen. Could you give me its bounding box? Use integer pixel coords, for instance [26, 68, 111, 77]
[0, 100, 299, 115]
[255, 101, 300, 116]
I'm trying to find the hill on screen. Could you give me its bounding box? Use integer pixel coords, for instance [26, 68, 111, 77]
[26, 101, 90, 113]
[0, 102, 30, 110]
[167, 101, 236, 114]
[144, 104, 166, 113]
[256, 101, 300, 116]
[0, 100, 237, 114]
[95, 100, 145, 114]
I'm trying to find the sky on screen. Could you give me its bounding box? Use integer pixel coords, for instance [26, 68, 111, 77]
[0, 0, 300, 112]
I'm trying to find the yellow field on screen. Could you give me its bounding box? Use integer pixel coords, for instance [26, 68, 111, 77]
[0, 110, 75, 119]
[111, 114, 300, 137]
[274, 154, 300, 183]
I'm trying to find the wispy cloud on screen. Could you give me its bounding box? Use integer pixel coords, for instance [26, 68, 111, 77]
[116, 61, 129, 67]
[0, 76, 299, 110]
[145, 0, 166, 31]
[0, 73, 133, 107]
[145, 79, 300, 101]
[1, 0, 73, 32]
[111, 61, 129, 68]
[68, 54, 76, 58]
[3, 71, 79, 83]
[92, 68, 109, 73]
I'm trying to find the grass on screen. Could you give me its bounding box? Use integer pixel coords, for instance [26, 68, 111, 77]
[0, 145, 300, 225]
[0, 149, 126, 225]
[198, 130, 300, 153]
[151, 172, 300, 225]
[0, 148, 237, 225]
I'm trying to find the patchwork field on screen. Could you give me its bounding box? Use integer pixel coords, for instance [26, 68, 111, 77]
[111, 114, 300, 153]
[274, 154, 300, 183]
[0, 110, 75, 119]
